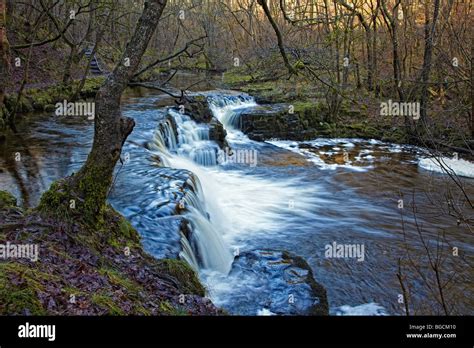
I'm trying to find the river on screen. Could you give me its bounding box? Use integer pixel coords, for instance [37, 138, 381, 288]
[1, 77, 473, 315]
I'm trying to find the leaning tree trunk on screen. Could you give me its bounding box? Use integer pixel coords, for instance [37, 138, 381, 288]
[257, 0, 296, 76]
[39, 0, 167, 223]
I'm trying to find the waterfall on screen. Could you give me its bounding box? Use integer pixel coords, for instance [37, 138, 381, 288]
[208, 94, 257, 130]
[150, 94, 314, 277]
[150, 102, 238, 274]
[163, 109, 221, 167]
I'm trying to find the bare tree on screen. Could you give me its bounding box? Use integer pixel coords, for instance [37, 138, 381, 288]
[39, 0, 168, 224]
[419, 0, 441, 126]
[257, 0, 297, 76]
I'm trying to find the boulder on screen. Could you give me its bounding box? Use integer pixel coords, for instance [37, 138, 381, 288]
[229, 249, 329, 315]
[175, 96, 213, 123]
[208, 117, 228, 149]
[237, 102, 328, 141]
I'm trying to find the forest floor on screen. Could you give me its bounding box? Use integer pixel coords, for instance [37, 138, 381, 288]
[0, 191, 222, 315]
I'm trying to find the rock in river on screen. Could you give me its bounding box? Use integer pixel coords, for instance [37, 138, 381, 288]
[229, 249, 329, 315]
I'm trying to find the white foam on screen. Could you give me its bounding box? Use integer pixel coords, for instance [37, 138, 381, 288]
[268, 139, 373, 172]
[418, 157, 474, 178]
[332, 302, 388, 316]
[167, 155, 320, 242]
[257, 308, 276, 316]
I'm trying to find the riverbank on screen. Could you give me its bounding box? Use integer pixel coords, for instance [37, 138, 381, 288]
[222, 70, 473, 159]
[0, 190, 221, 315]
[0, 76, 105, 139]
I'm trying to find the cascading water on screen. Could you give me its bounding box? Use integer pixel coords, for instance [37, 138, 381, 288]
[207, 95, 257, 130]
[149, 93, 318, 280]
[150, 112, 233, 274]
[8, 86, 472, 315]
[168, 109, 221, 167]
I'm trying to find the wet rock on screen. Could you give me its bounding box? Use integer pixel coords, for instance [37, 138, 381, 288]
[175, 96, 213, 123]
[237, 103, 328, 141]
[230, 249, 329, 315]
[208, 118, 228, 149]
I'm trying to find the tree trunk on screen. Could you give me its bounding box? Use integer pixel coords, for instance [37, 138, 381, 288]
[372, 11, 378, 96]
[419, 0, 440, 125]
[392, 21, 403, 101]
[0, 0, 10, 113]
[471, 41, 473, 137]
[62, 44, 76, 85]
[257, 0, 296, 76]
[39, 0, 168, 223]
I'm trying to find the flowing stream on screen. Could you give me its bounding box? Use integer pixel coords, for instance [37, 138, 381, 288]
[1, 85, 473, 315]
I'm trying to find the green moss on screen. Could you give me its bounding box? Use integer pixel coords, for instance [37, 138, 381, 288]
[39, 167, 109, 225]
[223, 71, 253, 86]
[37, 180, 74, 220]
[25, 86, 72, 111]
[4, 77, 104, 115]
[292, 101, 317, 113]
[118, 218, 137, 240]
[99, 267, 140, 294]
[38, 177, 141, 254]
[102, 208, 141, 252]
[91, 293, 125, 315]
[159, 300, 187, 315]
[80, 76, 106, 96]
[0, 263, 47, 315]
[155, 259, 205, 296]
[346, 122, 382, 139]
[0, 190, 17, 208]
[293, 60, 305, 70]
[382, 127, 409, 143]
[240, 81, 274, 92]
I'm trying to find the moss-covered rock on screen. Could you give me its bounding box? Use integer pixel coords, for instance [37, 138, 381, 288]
[3, 76, 105, 118]
[237, 101, 329, 141]
[223, 71, 253, 86]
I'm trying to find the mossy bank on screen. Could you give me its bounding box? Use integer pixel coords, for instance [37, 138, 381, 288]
[0, 190, 221, 315]
[222, 69, 471, 151]
[0, 76, 105, 139]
